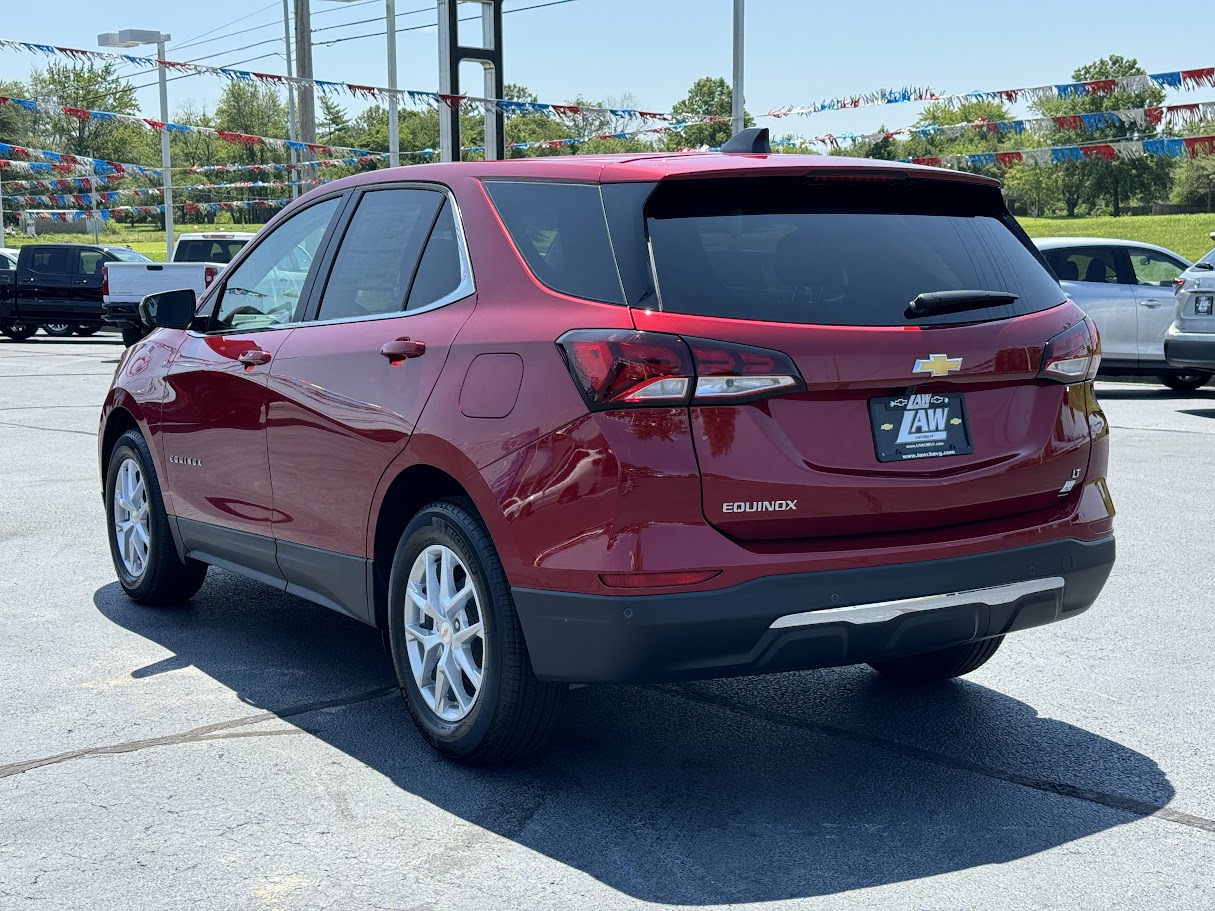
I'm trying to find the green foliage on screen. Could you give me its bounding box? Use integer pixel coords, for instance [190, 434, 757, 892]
[28, 61, 149, 161]
[662, 77, 751, 150]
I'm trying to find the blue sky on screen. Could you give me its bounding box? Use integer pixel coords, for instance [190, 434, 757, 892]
[0, 0, 1205, 151]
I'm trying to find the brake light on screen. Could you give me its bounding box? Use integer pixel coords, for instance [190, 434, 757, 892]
[808, 170, 906, 184]
[1173, 276, 1186, 294]
[101, 264, 108, 297]
[1039, 318, 1100, 383]
[557, 330, 804, 410]
[204, 266, 219, 287]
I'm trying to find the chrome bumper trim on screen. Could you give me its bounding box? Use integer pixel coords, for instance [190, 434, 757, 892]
[769, 576, 1066, 630]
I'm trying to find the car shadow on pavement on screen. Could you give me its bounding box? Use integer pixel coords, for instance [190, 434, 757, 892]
[94, 575, 1175, 905]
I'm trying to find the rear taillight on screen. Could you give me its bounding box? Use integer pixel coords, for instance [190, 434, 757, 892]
[204, 266, 219, 287]
[1173, 276, 1186, 294]
[1039, 318, 1100, 383]
[101, 265, 108, 297]
[557, 330, 804, 411]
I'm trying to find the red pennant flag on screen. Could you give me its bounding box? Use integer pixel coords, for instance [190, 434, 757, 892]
[1183, 135, 1215, 158]
[1145, 107, 1165, 126]
[62, 107, 91, 122]
[1081, 144, 1116, 161]
[437, 94, 465, 110]
[1083, 79, 1118, 95]
[1054, 116, 1084, 131]
[550, 105, 583, 117]
[996, 151, 1024, 167]
[145, 120, 167, 132]
[1181, 68, 1215, 89]
[912, 157, 942, 167]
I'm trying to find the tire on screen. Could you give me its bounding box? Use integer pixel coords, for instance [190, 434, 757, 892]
[74, 325, 101, 336]
[387, 498, 567, 763]
[1, 322, 36, 341]
[42, 322, 75, 337]
[105, 429, 208, 604]
[868, 635, 1005, 683]
[1159, 372, 1212, 392]
[121, 324, 146, 347]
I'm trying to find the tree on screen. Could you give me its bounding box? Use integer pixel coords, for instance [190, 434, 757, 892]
[1003, 161, 1063, 216]
[0, 78, 36, 144]
[1031, 55, 1173, 216]
[214, 82, 288, 165]
[662, 77, 751, 150]
[318, 95, 353, 147]
[28, 61, 147, 161]
[1172, 148, 1215, 209]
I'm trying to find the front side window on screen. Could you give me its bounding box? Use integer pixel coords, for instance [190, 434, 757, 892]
[483, 181, 624, 304]
[1129, 249, 1184, 287]
[213, 197, 340, 332]
[78, 251, 106, 276]
[316, 189, 442, 321]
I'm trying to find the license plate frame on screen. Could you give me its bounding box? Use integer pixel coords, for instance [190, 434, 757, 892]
[869, 392, 974, 463]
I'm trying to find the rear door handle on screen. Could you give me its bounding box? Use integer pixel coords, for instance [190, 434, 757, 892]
[380, 337, 426, 363]
[1139, 299, 1163, 308]
[237, 349, 272, 367]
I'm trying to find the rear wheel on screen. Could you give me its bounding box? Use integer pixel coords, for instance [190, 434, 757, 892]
[1, 322, 36, 341]
[868, 636, 1005, 683]
[42, 323, 75, 337]
[387, 499, 567, 763]
[1159, 372, 1212, 392]
[121, 325, 146, 347]
[105, 430, 208, 604]
[74, 325, 101, 336]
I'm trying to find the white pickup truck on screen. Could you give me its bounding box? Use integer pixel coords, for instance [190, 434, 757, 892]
[103, 232, 253, 345]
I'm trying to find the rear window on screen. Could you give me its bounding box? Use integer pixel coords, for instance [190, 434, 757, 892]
[108, 249, 151, 263]
[175, 239, 247, 263]
[484, 181, 624, 304]
[645, 177, 1065, 327]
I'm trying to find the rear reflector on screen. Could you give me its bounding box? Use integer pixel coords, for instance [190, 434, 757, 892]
[1039, 317, 1100, 383]
[599, 570, 721, 589]
[557, 330, 804, 410]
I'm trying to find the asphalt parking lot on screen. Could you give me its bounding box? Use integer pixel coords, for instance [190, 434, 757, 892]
[1, 334, 1212, 911]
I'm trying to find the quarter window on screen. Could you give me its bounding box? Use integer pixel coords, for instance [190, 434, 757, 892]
[316, 189, 443, 321]
[407, 200, 466, 311]
[213, 197, 340, 332]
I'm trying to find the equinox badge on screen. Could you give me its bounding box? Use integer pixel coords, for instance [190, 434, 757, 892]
[913, 354, 963, 377]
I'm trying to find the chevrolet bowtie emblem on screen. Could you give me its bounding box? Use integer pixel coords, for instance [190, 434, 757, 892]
[913, 354, 963, 377]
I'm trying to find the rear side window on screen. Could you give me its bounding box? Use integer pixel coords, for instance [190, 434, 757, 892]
[1043, 247, 1120, 284]
[645, 177, 1066, 327]
[484, 181, 624, 304]
[26, 248, 72, 274]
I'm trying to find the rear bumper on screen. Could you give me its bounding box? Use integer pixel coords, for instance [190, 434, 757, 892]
[102, 301, 141, 327]
[513, 536, 1115, 683]
[1164, 334, 1215, 372]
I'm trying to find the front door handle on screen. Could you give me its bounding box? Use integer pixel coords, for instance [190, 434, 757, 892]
[380, 337, 426, 363]
[1139, 299, 1163, 308]
[237, 349, 272, 367]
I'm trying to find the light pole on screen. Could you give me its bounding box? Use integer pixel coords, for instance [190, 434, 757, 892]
[99, 29, 174, 260]
[282, 0, 300, 197]
[731, 0, 745, 136]
[324, 0, 399, 166]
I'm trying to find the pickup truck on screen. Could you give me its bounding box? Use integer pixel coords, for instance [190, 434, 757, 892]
[103, 232, 252, 345]
[0, 244, 151, 342]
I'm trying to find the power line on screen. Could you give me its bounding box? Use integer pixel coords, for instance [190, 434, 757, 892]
[315, 0, 579, 48]
[311, 4, 433, 36]
[174, 1, 282, 51]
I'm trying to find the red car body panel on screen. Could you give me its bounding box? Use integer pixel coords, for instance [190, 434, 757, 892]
[98, 152, 1116, 684]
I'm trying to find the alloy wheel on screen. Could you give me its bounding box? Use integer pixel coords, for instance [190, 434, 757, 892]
[403, 544, 486, 722]
[113, 457, 151, 579]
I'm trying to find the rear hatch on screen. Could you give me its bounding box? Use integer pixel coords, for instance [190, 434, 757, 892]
[1177, 259, 1215, 336]
[627, 172, 1099, 541]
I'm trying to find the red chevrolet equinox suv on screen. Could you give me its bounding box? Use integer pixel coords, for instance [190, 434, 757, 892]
[99, 130, 1115, 762]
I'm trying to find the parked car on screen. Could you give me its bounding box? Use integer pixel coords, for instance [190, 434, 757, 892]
[1166, 247, 1215, 375]
[1033, 237, 1210, 391]
[100, 132, 1116, 762]
[171, 231, 252, 264]
[0, 243, 151, 341]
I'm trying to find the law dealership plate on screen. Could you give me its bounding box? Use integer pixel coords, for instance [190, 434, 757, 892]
[869, 392, 973, 462]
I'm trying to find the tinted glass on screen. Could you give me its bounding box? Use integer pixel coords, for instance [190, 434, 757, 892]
[175, 239, 248, 263]
[316, 189, 441, 321]
[78, 250, 105, 276]
[107, 248, 151, 263]
[484, 181, 624, 304]
[0, 254, 14, 272]
[645, 178, 1065, 327]
[407, 200, 465, 311]
[1129, 249, 1184, 286]
[215, 197, 339, 332]
[27, 248, 72, 274]
[1044, 247, 1120, 284]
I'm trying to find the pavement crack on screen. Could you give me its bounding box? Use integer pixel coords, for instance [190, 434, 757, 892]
[655, 683, 1215, 835]
[0, 420, 95, 437]
[1109, 424, 1212, 436]
[0, 686, 396, 780]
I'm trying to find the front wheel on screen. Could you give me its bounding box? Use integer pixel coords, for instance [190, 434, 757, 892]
[387, 499, 567, 763]
[868, 636, 1005, 683]
[105, 429, 208, 604]
[1159, 372, 1212, 392]
[1, 322, 36, 341]
[42, 322, 75, 337]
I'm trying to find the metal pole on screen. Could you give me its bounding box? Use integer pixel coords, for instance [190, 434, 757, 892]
[481, 1, 504, 161]
[295, 0, 316, 149]
[437, 0, 456, 163]
[387, 0, 400, 167]
[731, 0, 745, 136]
[90, 169, 100, 242]
[283, 0, 300, 197]
[0, 168, 5, 244]
[158, 36, 174, 261]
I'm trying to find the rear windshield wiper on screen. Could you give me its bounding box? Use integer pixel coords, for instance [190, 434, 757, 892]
[906, 290, 1019, 319]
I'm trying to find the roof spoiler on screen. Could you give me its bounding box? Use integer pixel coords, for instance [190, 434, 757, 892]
[720, 127, 771, 154]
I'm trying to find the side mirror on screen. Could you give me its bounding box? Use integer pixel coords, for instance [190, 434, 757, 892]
[1195, 262, 1215, 271]
[138, 288, 197, 330]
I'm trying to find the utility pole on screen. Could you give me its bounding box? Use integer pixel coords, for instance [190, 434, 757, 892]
[294, 0, 317, 150]
[387, 0, 400, 166]
[438, 0, 504, 163]
[731, 0, 745, 136]
[283, 0, 300, 196]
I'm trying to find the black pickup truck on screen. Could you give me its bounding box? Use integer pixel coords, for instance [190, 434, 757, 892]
[0, 243, 151, 341]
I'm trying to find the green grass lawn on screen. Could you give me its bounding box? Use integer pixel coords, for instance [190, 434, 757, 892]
[1017, 214, 1215, 262]
[4, 223, 261, 262]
